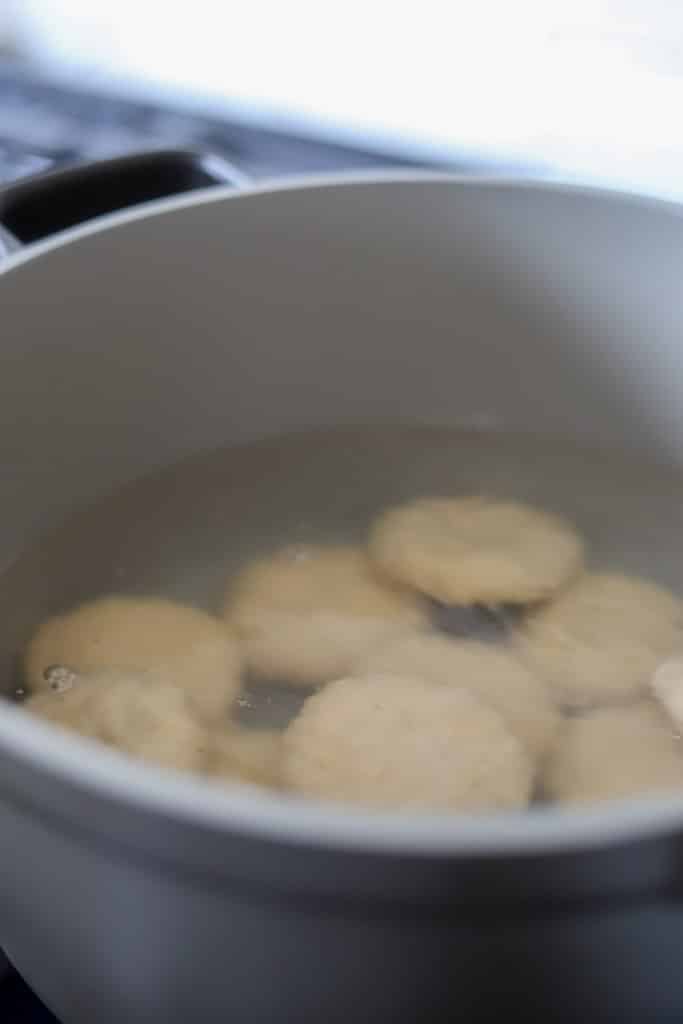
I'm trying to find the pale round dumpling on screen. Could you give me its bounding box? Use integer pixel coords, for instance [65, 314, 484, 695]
[26, 671, 209, 773]
[206, 728, 282, 788]
[24, 595, 241, 721]
[544, 702, 683, 804]
[224, 544, 427, 686]
[368, 496, 583, 606]
[357, 633, 560, 760]
[282, 674, 532, 811]
[515, 572, 683, 710]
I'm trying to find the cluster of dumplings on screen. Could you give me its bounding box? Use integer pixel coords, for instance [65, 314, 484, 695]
[19, 495, 683, 813]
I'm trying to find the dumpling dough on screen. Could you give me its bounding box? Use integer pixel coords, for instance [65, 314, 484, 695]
[516, 572, 683, 710]
[25, 595, 241, 721]
[282, 674, 532, 811]
[224, 545, 427, 686]
[207, 728, 282, 788]
[544, 702, 683, 804]
[26, 671, 208, 772]
[26, 676, 97, 730]
[357, 633, 559, 760]
[368, 497, 583, 606]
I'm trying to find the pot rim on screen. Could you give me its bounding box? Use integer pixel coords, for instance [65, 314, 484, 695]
[3, 170, 683, 857]
[2, 699, 683, 856]
[2, 167, 683, 279]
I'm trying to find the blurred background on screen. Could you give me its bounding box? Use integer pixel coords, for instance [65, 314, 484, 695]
[2, 1, 683, 197]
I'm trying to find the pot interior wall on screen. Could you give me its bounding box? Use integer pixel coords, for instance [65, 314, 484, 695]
[1, 178, 683, 695]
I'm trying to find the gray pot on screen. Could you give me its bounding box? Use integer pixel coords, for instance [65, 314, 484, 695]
[1, 152, 683, 1023]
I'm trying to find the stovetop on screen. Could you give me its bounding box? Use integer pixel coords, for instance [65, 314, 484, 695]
[0, 57, 483, 189]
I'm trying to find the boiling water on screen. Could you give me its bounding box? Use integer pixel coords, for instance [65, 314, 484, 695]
[2, 424, 683, 729]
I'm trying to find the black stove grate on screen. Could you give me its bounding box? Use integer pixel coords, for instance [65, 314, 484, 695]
[0, 58, 483, 187]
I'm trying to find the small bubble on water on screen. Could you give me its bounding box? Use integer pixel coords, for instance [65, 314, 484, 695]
[287, 544, 311, 562]
[43, 664, 77, 693]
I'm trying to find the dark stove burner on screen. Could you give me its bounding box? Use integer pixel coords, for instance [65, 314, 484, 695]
[1, 965, 57, 1022]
